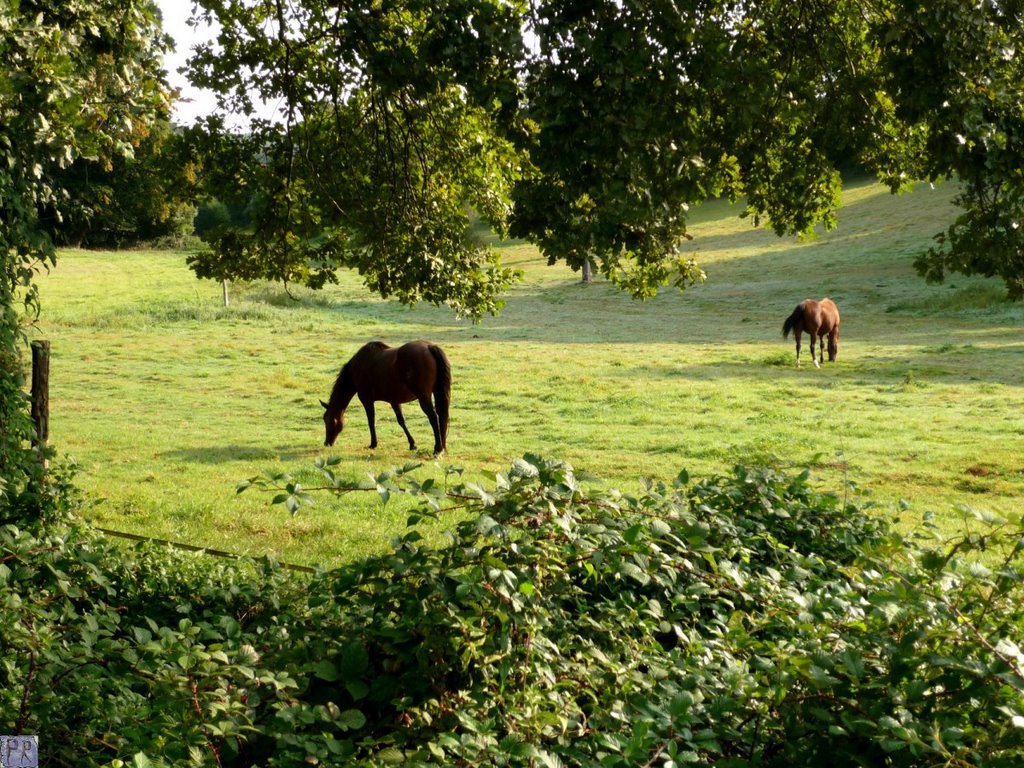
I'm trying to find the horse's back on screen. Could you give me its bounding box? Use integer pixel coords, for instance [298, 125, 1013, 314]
[350, 340, 440, 403]
[820, 298, 840, 332]
[788, 298, 840, 334]
[396, 339, 432, 358]
[345, 342, 397, 396]
[350, 340, 390, 365]
[783, 298, 817, 337]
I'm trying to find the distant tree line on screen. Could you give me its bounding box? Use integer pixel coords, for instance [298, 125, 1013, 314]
[35, 118, 252, 251]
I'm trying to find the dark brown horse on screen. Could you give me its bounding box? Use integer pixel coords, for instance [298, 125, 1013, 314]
[782, 298, 840, 368]
[321, 341, 451, 455]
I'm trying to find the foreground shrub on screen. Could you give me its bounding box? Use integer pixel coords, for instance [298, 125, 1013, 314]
[1, 457, 1022, 766]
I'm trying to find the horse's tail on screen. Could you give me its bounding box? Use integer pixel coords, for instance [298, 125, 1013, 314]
[429, 344, 451, 450]
[782, 304, 803, 339]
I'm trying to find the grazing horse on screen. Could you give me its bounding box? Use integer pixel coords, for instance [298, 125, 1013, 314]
[782, 298, 840, 368]
[321, 341, 451, 455]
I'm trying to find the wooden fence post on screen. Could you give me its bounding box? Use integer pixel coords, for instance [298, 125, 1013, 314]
[30, 340, 49, 459]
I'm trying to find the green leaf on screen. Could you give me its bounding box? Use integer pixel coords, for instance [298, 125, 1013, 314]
[623, 523, 644, 545]
[619, 561, 650, 585]
[649, 519, 671, 538]
[338, 708, 367, 731]
[346, 680, 370, 701]
[339, 641, 369, 679]
[510, 457, 540, 479]
[840, 649, 864, 678]
[314, 660, 338, 682]
[670, 691, 694, 717]
[377, 746, 405, 764]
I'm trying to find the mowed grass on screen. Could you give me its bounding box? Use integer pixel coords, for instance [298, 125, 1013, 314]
[32, 178, 1024, 567]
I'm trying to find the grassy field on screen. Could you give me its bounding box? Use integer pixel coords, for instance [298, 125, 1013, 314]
[32, 177, 1024, 567]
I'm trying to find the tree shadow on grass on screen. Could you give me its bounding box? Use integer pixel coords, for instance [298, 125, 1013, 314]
[160, 444, 314, 464]
[615, 340, 1024, 389]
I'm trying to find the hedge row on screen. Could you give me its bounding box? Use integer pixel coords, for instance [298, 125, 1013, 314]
[2, 456, 1023, 766]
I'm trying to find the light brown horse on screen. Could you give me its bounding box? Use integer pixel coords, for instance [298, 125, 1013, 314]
[321, 341, 451, 455]
[782, 298, 840, 368]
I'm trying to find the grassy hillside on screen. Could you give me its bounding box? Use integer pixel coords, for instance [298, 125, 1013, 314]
[32, 178, 1024, 567]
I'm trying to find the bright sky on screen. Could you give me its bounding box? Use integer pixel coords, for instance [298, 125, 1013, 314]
[157, 0, 219, 124]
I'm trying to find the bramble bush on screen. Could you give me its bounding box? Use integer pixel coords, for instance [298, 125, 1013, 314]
[1, 455, 1023, 767]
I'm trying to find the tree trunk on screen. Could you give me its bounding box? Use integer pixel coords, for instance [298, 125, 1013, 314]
[581, 257, 596, 283]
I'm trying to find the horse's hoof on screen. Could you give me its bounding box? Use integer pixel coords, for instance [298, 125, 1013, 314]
[813, 361, 820, 369]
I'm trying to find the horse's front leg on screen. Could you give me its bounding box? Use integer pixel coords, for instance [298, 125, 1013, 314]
[815, 335, 824, 368]
[361, 399, 378, 449]
[391, 403, 416, 450]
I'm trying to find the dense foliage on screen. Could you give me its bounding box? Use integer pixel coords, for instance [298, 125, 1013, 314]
[895, 0, 1024, 299]
[183, 0, 1024, 314]
[3, 456, 1023, 766]
[40, 120, 197, 249]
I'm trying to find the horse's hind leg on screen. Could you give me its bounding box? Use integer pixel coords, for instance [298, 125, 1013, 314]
[391, 403, 416, 450]
[794, 330, 802, 368]
[418, 396, 443, 456]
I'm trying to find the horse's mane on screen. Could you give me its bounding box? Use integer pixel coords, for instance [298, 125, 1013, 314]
[328, 362, 353, 406]
[328, 341, 389, 405]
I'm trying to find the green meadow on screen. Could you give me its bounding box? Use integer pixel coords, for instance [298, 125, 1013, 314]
[33, 178, 1024, 568]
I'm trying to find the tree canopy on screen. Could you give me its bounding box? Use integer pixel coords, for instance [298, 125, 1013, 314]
[182, 0, 1024, 315]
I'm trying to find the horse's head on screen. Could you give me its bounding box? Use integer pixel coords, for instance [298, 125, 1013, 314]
[321, 399, 343, 446]
[827, 335, 839, 361]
